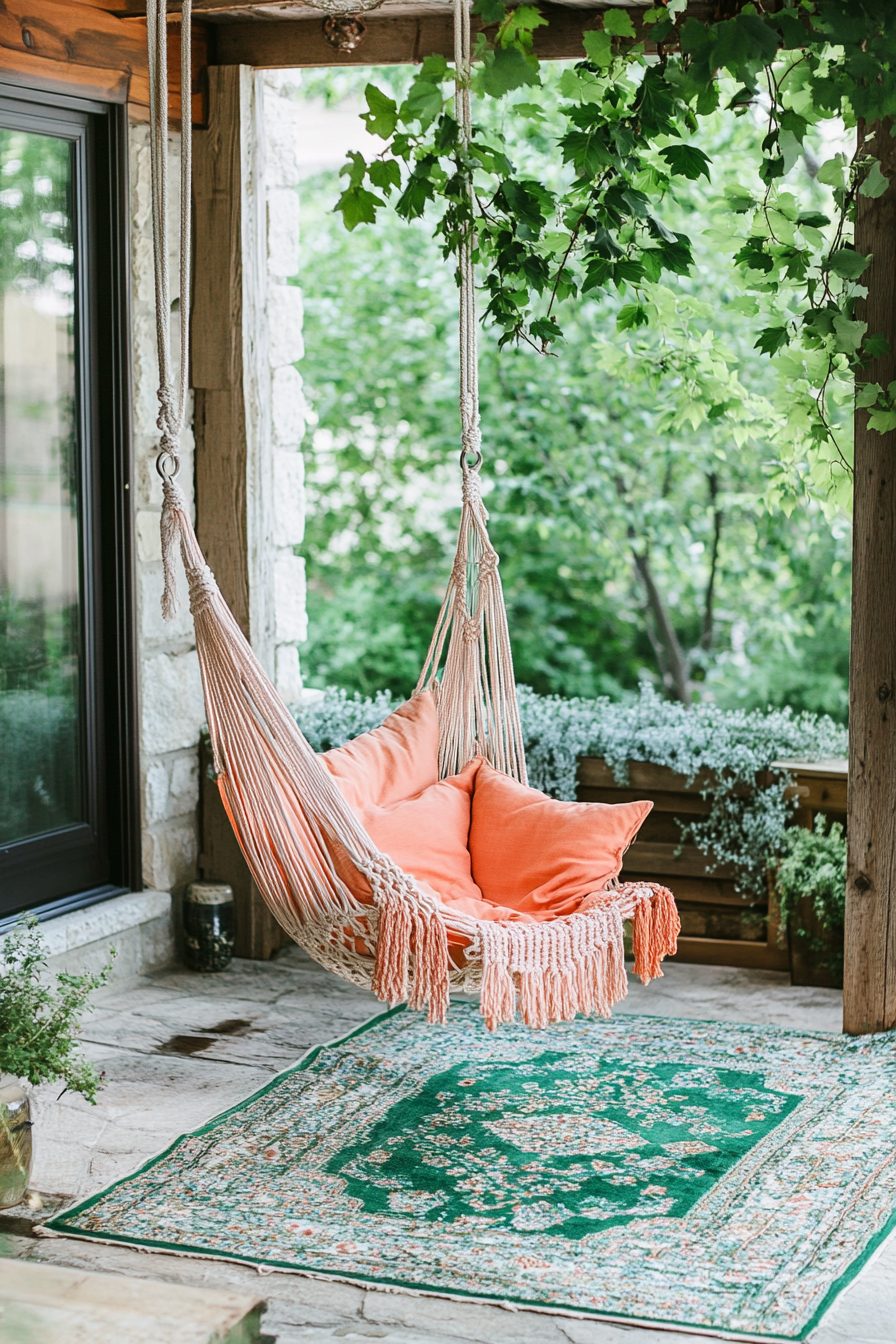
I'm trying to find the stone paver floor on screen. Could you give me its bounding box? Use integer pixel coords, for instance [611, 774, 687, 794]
[3, 950, 894, 1344]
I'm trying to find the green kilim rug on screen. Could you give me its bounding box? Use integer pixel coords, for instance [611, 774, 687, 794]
[46, 1005, 896, 1341]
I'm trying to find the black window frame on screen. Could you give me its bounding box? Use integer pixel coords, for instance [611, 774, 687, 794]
[0, 84, 139, 923]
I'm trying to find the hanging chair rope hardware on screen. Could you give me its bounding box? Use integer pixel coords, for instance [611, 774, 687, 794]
[147, 0, 679, 1028]
[323, 14, 368, 50]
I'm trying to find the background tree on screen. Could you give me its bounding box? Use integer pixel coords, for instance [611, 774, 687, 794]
[295, 64, 851, 717]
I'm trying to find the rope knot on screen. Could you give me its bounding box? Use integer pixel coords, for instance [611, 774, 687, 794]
[187, 563, 217, 616]
[478, 548, 499, 578]
[462, 615, 481, 643]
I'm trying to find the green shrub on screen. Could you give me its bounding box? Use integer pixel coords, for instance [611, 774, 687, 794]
[0, 919, 114, 1103]
[775, 815, 846, 978]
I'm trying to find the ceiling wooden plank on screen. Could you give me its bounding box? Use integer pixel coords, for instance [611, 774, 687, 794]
[0, 0, 208, 121]
[0, 44, 130, 102]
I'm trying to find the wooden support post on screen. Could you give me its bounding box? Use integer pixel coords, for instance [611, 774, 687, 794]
[192, 65, 287, 960]
[844, 119, 896, 1034]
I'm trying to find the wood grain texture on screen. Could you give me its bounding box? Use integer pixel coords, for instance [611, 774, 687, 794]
[0, 43, 129, 101]
[193, 66, 282, 959]
[0, 1, 207, 122]
[844, 118, 896, 1035]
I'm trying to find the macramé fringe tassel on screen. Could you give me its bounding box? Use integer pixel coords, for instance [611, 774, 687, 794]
[477, 884, 678, 1030]
[632, 883, 680, 983]
[160, 477, 184, 620]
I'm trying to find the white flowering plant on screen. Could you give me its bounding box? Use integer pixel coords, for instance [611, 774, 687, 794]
[294, 684, 846, 898]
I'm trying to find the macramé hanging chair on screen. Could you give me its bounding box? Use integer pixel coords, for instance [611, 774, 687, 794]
[146, 0, 680, 1029]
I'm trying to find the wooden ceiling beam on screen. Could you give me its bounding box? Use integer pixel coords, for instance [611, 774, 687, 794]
[97, 0, 656, 14]
[213, 3, 716, 68]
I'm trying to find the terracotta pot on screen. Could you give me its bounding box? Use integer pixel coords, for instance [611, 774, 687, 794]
[0, 1077, 32, 1209]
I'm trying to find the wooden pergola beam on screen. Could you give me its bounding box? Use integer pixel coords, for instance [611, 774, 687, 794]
[102, 0, 657, 14]
[212, 3, 707, 67]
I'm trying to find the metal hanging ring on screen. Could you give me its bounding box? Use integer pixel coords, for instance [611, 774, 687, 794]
[460, 448, 483, 472]
[156, 451, 181, 481]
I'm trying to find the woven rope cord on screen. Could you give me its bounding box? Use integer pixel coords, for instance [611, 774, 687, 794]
[415, 0, 528, 786]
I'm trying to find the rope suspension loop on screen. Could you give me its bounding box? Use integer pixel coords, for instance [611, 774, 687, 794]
[453, 0, 481, 479]
[148, 0, 193, 617]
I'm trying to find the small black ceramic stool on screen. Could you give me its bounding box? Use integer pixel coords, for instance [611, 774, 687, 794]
[183, 882, 235, 972]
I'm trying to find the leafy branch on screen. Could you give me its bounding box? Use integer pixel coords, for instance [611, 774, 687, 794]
[335, 0, 896, 461]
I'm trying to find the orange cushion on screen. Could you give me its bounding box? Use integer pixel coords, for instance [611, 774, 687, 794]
[321, 691, 439, 811]
[358, 759, 483, 906]
[469, 760, 652, 917]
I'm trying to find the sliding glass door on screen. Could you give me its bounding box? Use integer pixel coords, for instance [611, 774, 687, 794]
[0, 89, 136, 918]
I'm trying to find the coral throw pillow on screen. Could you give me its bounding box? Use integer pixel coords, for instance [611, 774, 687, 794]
[358, 759, 483, 906]
[469, 760, 652, 917]
[321, 691, 439, 812]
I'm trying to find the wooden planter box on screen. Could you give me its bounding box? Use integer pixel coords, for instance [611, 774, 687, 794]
[576, 756, 847, 973]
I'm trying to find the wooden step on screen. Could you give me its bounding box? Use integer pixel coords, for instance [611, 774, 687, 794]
[0, 1259, 264, 1344]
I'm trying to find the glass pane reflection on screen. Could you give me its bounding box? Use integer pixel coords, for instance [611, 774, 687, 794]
[0, 129, 82, 846]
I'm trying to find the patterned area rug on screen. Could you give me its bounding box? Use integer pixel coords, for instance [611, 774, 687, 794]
[46, 1005, 896, 1341]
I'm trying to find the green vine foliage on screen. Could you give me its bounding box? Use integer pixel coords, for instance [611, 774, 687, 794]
[335, 0, 896, 462]
[0, 919, 114, 1102]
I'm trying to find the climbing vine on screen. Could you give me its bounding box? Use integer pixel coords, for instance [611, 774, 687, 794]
[335, 0, 896, 459]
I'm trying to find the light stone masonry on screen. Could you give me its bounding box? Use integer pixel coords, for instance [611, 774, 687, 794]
[129, 121, 205, 897]
[264, 75, 309, 707]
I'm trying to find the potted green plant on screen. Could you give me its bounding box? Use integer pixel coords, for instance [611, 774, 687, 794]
[774, 815, 846, 990]
[0, 918, 114, 1209]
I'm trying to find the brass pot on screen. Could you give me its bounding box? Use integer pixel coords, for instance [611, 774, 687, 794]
[0, 1077, 32, 1209]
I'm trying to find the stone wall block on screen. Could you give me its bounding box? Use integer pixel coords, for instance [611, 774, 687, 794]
[268, 187, 300, 278]
[144, 752, 199, 825]
[275, 642, 303, 704]
[273, 552, 308, 644]
[136, 509, 163, 564]
[268, 285, 305, 367]
[143, 761, 169, 825]
[139, 562, 196, 646]
[272, 365, 307, 447]
[273, 451, 306, 548]
[141, 650, 205, 756]
[264, 92, 303, 188]
[142, 822, 199, 894]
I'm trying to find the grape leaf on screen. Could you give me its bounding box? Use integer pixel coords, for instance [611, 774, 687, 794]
[617, 302, 649, 330]
[480, 44, 540, 97]
[826, 248, 871, 280]
[335, 184, 385, 230]
[660, 143, 712, 181]
[582, 30, 612, 67]
[603, 9, 636, 38]
[362, 85, 398, 140]
[859, 159, 890, 199]
[864, 334, 892, 360]
[368, 159, 401, 194]
[754, 325, 789, 356]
